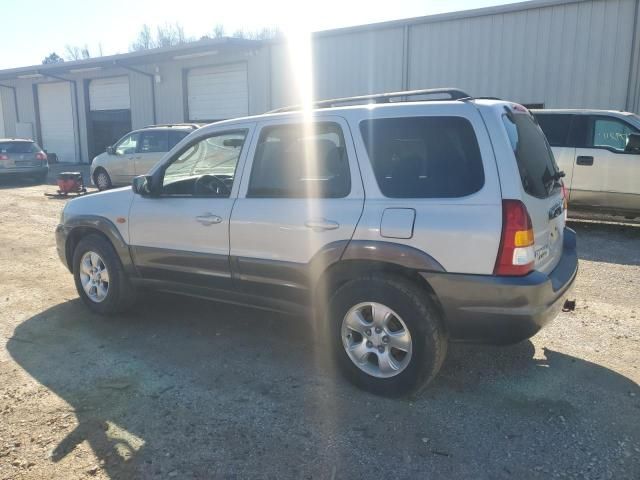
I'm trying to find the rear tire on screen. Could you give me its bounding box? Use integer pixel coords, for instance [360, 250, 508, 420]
[327, 274, 447, 396]
[94, 169, 112, 191]
[72, 234, 136, 315]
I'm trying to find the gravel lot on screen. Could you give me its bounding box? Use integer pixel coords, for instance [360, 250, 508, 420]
[0, 178, 638, 480]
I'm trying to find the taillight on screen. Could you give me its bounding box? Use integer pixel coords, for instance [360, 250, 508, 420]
[0, 154, 8, 161]
[36, 151, 47, 161]
[494, 200, 535, 276]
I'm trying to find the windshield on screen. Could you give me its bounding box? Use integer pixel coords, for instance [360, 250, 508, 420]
[502, 111, 561, 199]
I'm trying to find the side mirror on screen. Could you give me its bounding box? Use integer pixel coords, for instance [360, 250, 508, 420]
[132, 175, 153, 196]
[625, 133, 640, 153]
[106, 145, 115, 155]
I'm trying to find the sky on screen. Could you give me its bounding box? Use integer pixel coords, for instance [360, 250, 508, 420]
[0, 0, 520, 69]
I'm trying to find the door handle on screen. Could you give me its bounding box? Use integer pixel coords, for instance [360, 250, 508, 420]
[305, 218, 339, 231]
[576, 155, 594, 166]
[195, 213, 222, 226]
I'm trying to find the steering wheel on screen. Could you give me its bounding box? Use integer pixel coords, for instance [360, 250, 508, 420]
[194, 174, 230, 196]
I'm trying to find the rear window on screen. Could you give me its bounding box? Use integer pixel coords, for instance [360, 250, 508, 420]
[502, 111, 560, 199]
[359, 116, 484, 198]
[535, 114, 573, 147]
[0, 141, 39, 154]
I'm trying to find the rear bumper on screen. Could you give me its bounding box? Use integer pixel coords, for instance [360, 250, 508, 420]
[0, 166, 48, 176]
[422, 228, 578, 344]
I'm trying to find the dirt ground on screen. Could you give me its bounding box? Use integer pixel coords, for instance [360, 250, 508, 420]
[0, 178, 639, 480]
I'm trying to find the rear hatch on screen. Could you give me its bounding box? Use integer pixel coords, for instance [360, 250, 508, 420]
[0, 141, 45, 169]
[501, 105, 566, 275]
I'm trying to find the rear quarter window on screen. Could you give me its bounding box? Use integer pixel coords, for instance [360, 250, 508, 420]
[502, 111, 560, 199]
[534, 114, 573, 147]
[359, 116, 484, 198]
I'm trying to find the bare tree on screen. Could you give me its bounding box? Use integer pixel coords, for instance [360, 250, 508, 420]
[156, 22, 187, 48]
[64, 44, 92, 61]
[211, 24, 225, 39]
[230, 27, 281, 40]
[129, 23, 280, 52]
[130, 24, 154, 51]
[130, 23, 191, 51]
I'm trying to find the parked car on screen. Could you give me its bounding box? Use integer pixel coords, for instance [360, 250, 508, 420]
[90, 124, 199, 190]
[532, 109, 640, 217]
[0, 138, 48, 182]
[56, 89, 578, 396]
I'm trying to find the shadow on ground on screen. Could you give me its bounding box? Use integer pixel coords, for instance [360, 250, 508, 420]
[8, 296, 640, 479]
[568, 220, 640, 267]
[0, 175, 51, 189]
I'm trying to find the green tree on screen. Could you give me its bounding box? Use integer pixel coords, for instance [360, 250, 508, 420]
[42, 52, 64, 64]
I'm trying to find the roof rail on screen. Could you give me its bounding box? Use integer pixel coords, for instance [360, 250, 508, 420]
[143, 123, 200, 129]
[268, 88, 471, 113]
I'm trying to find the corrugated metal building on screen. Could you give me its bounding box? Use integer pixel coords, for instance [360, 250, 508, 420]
[1, 0, 639, 163]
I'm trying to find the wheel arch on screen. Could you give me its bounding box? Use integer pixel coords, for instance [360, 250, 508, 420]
[313, 240, 448, 326]
[63, 216, 135, 276]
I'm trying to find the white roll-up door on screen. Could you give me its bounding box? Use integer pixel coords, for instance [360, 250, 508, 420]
[37, 82, 76, 162]
[89, 76, 130, 111]
[187, 63, 248, 121]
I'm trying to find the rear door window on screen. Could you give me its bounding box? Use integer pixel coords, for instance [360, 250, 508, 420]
[138, 131, 169, 153]
[247, 122, 351, 198]
[502, 110, 561, 199]
[534, 114, 573, 147]
[359, 116, 484, 198]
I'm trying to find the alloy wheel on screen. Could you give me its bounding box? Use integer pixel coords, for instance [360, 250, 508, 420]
[341, 302, 413, 378]
[79, 251, 110, 303]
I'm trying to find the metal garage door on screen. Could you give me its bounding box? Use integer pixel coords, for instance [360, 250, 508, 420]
[37, 82, 76, 163]
[89, 76, 130, 111]
[187, 63, 248, 121]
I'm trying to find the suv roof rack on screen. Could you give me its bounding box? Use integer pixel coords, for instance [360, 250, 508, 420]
[268, 88, 471, 113]
[143, 123, 200, 129]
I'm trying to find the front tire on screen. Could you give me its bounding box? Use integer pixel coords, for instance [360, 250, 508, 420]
[327, 275, 447, 396]
[94, 169, 112, 191]
[72, 234, 135, 315]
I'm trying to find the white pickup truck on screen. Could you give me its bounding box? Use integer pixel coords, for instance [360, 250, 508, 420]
[532, 109, 640, 217]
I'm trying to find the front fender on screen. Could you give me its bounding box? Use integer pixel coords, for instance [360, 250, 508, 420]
[57, 215, 136, 276]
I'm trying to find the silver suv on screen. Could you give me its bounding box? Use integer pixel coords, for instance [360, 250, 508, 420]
[56, 89, 578, 395]
[90, 124, 198, 190]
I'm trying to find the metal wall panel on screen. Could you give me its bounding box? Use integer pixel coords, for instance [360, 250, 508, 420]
[128, 71, 154, 129]
[0, 87, 17, 137]
[270, 27, 405, 109]
[407, 0, 637, 109]
[0, 90, 5, 137]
